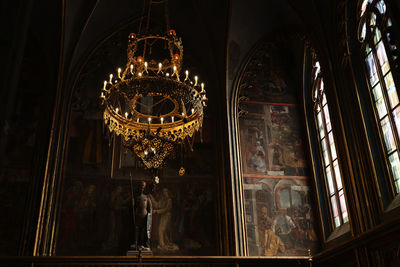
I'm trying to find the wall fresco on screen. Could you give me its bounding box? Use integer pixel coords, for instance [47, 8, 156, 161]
[238, 42, 318, 256]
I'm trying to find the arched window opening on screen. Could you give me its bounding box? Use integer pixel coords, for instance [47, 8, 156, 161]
[311, 55, 349, 228]
[358, 0, 400, 195]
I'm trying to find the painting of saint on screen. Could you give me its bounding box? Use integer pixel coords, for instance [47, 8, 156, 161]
[103, 186, 130, 251]
[58, 181, 83, 249]
[151, 188, 179, 252]
[248, 140, 267, 172]
[263, 223, 285, 256]
[272, 209, 297, 249]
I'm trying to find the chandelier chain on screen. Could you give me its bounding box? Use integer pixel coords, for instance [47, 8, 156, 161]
[164, 0, 170, 33]
[137, 0, 147, 35]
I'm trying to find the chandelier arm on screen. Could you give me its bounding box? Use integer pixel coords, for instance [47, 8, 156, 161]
[119, 90, 130, 103]
[134, 101, 148, 108]
[157, 99, 168, 114]
[181, 100, 187, 116]
[123, 65, 133, 80]
[148, 97, 168, 108]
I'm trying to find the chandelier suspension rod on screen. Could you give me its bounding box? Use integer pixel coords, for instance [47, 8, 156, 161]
[137, 0, 147, 35]
[139, 0, 171, 59]
[145, 0, 152, 34]
[142, 1, 152, 58]
[164, 0, 170, 33]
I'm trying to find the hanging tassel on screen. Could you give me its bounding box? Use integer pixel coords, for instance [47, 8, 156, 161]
[178, 143, 185, 176]
[154, 169, 160, 184]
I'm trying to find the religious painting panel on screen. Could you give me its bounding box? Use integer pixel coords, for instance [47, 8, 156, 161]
[237, 41, 318, 256]
[56, 174, 217, 256]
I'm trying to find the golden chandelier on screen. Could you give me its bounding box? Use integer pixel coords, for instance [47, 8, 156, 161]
[100, 27, 207, 171]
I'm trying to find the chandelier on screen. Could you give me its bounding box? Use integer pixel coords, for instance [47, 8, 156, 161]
[100, 3, 207, 175]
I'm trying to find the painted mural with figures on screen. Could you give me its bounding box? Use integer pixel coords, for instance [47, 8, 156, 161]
[238, 40, 319, 256]
[57, 174, 217, 256]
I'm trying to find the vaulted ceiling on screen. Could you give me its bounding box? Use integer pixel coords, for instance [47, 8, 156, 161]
[1, 0, 336, 103]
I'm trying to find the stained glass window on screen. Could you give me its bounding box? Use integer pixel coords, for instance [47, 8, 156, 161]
[312, 58, 349, 228]
[359, 0, 400, 194]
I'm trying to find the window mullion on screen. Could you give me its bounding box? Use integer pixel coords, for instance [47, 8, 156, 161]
[315, 100, 336, 230]
[371, 36, 400, 149]
[379, 11, 400, 98]
[371, 37, 400, 195]
[381, 30, 400, 131]
[320, 98, 344, 226]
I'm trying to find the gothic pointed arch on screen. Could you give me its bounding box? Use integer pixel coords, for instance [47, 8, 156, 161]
[230, 35, 319, 256]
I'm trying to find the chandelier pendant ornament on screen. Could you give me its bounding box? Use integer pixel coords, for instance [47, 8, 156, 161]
[100, 26, 207, 174]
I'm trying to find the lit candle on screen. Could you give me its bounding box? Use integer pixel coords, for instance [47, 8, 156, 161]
[173, 65, 180, 81]
[118, 68, 122, 78]
[185, 70, 189, 81]
[144, 62, 148, 72]
[103, 80, 107, 90]
[109, 74, 113, 84]
[158, 62, 162, 73]
[181, 112, 185, 116]
[144, 150, 148, 155]
[176, 74, 180, 82]
[161, 117, 164, 124]
[138, 72, 142, 77]
[166, 73, 170, 77]
[130, 64, 133, 74]
[194, 75, 198, 86]
[172, 116, 174, 122]
[201, 83, 205, 92]
[191, 108, 194, 114]
[116, 108, 119, 113]
[148, 117, 152, 123]
[101, 92, 105, 98]
[137, 118, 139, 123]
[125, 112, 128, 118]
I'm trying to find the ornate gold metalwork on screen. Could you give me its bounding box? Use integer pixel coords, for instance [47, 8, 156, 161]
[178, 167, 185, 176]
[101, 31, 207, 170]
[238, 96, 249, 117]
